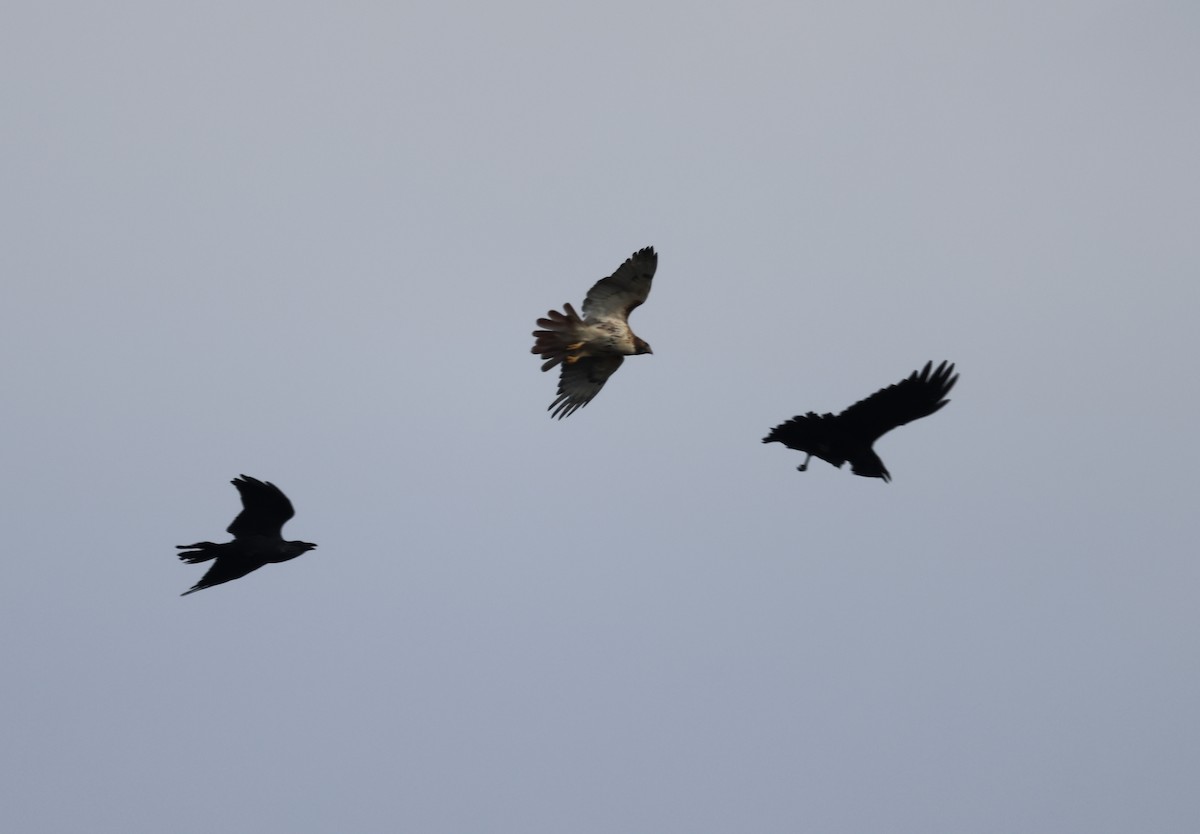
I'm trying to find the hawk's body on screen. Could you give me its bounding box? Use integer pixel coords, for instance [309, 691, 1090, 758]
[176, 475, 316, 596]
[763, 361, 958, 482]
[532, 246, 657, 418]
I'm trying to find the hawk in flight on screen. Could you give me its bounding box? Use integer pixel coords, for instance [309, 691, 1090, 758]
[176, 475, 317, 595]
[763, 361, 958, 482]
[532, 246, 657, 418]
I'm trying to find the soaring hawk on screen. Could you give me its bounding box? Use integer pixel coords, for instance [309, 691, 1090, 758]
[531, 246, 657, 418]
[176, 475, 317, 595]
[763, 361, 958, 482]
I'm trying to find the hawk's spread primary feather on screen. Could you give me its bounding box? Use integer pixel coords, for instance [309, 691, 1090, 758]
[175, 475, 317, 595]
[763, 361, 958, 482]
[531, 246, 657, 418]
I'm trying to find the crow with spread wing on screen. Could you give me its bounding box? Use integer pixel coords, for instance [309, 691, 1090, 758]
[763, 361, 958, 482]
[531, 246, 657, 418]
[176, 475, 317, 595]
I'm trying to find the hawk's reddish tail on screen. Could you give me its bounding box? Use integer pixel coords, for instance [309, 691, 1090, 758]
[531, 303, 585, 372]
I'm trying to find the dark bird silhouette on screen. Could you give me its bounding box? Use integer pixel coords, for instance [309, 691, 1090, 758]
[532, 246, 657, 418]
[176, 475, 316, 596]
[762, 361, 958, 482]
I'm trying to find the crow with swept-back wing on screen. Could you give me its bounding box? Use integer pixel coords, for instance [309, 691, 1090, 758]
[531, 246, 657, 418]
[175, 475, 317, 595]
[762, 361, 958, 482]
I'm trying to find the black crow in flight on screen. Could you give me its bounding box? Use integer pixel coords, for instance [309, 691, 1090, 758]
[762, 361, 958, 482]
[176, 475, 316, 595]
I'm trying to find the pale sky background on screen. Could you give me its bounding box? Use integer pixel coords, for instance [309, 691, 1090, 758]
[2, 2, 1198, 832]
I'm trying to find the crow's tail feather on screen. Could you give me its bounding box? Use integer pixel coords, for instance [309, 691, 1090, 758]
[175, 542, 222, 564]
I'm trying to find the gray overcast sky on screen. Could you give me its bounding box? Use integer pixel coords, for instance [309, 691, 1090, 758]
[2, 2, 1198, 832]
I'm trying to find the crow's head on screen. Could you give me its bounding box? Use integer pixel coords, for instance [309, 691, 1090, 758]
[283, 540, 318, 557]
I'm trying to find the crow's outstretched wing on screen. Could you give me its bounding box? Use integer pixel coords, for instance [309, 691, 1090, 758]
[549, 355, 625, 419]
[838, 361, 958, 443]
[581, 247, 657, 321]
[181, 555, 267, 596]
[227, 475, 295, 539]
